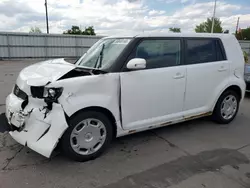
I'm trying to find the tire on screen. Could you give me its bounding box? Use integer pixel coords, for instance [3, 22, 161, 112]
[61, 111, 113, 162]
[212, 90, 240, 124]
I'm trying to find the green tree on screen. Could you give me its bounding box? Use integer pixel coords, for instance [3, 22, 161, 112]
[29, 26, 42, 34]
[195, 23, 206, 33]
[236, 27, 250, 40]
[169, 27, 181, 33]
[63, 26, 82, 35]
[63, 25, 96, 35]
[243, 51, 248, 63]
[195, 18, 223, 33]
[83, 26, 96, 35]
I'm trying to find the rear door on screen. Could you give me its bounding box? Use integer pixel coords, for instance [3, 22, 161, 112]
[183, 38, 229, 115]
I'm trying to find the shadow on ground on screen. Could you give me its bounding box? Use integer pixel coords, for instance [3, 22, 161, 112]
[0, 113, 10, 133]
[245, 92, 250, 98]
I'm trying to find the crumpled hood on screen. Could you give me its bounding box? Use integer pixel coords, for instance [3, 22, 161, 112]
[17, 58, 76, 87]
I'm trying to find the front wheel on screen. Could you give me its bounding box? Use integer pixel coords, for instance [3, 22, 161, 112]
[212, 90, 240, 124]
[61, 111, 113, 162]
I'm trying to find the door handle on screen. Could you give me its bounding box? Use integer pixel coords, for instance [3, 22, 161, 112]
[218, 66, 227, 72]
[173, 72, 185, 79]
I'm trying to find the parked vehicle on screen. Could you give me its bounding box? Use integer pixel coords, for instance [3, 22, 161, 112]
[245, 63, 250, 92]
[5, 33, 246, 161]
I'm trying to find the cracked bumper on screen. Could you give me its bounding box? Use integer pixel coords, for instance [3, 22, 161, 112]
[5, 93, 68, 158]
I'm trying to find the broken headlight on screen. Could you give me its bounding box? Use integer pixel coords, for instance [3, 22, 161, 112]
[43, 87, 63, 100]
[30, 86, 45, 98]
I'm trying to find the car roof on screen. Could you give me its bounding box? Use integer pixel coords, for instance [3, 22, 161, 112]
[104, 33, 234, 39]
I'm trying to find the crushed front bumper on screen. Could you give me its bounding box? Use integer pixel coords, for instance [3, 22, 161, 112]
[5, 93, 68, 158]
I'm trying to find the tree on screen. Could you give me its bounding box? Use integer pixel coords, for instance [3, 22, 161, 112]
[195, 23, 206, 33]
[169, 27, 181, 33]
[83, 26, 96, 35]
[195, 18, 223, 33]
[63, 26, 82, 35]
[236, 27, 250, 40]
[63, 25, 96, 35]
[29, 26, 42, 34]
[243, 51, 248, 63]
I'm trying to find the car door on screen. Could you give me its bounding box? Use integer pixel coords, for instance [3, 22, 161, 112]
[183, 38, 229, 116]
[120, 38, 187, 130]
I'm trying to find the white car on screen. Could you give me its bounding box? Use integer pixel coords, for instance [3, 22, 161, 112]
[5, 33, 246, 161]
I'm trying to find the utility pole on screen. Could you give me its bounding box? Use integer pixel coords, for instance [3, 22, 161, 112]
[235, 17, 240, 35]
[45, 0, 49, 34]
[211, 0, 217, 33]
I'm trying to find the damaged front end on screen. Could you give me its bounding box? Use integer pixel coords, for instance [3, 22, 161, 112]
[5, 57, 111, 158]
[4, 59, 74, 158]
[6, 85, 68, 158]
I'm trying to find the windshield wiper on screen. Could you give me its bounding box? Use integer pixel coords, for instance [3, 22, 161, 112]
[94, 44, 105, 69]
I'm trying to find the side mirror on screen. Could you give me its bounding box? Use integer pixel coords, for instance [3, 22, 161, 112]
[126, 58, 146, 70]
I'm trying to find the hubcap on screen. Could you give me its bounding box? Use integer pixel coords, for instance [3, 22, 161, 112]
[220, 95, 237, 120]
[70, 118, 107, 155]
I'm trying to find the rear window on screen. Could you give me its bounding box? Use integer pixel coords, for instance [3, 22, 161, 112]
[186, 39, 226, 65]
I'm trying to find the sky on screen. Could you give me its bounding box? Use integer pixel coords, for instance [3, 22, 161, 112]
[0, 0, 249, 35]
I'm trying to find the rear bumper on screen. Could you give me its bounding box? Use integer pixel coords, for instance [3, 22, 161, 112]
[5, 93, 69, 158]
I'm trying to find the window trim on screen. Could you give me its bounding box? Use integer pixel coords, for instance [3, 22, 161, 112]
[216, 39, 227, 61]
[121, 37, 184, 72]
[184, 37, 227, 65]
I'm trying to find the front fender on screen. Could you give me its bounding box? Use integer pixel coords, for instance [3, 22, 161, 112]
[60, 93, 120, 121]
[49, 73, 121, 129]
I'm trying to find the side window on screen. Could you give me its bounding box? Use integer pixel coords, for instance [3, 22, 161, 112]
[135, 39, 181, 69]
[216, 40, 227, 61]
[186, 39, 217, 64]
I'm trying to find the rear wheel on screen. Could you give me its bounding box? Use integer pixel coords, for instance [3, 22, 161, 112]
[61, 111, 113, 162]
[212, 90, 240, 124]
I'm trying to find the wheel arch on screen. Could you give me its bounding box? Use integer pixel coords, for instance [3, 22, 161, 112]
[68, 106, 117, 139]
[212, 84, 242, 111]
[223, 85, 242, 99]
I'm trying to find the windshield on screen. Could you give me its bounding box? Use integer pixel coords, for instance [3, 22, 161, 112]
[76, 38, 131, 70]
